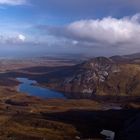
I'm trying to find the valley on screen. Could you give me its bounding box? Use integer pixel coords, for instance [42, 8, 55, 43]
[0, 55, 139, 139]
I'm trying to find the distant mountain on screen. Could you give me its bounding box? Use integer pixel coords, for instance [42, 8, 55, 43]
[111, 53, 140, 63]
[124, 52, 140, 59]
[45, 56, 140, 98]
[110, 55, 129, 63]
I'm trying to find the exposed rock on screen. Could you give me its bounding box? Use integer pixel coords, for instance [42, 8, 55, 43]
[45, 57, 140, 98]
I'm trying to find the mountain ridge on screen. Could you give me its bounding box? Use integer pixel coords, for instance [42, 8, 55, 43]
[44, 56, 140, 98]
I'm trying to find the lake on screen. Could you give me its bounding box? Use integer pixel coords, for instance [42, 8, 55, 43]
[17, 78, 66, 99]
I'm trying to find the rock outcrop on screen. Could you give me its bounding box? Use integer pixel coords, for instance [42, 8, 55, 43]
[46, 57, 140, 98]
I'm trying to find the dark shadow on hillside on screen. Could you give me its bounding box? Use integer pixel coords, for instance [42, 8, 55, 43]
[0, 65, 76, 83]
[41, 109, 140, 139]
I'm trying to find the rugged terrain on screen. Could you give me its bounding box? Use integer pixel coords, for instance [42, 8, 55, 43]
[0, 56, 139, 139]
[0, 83, 140, 140]
[40, 56, 140, 99]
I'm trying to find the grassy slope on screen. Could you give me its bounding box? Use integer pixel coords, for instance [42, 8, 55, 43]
[0, 85, 104, 140]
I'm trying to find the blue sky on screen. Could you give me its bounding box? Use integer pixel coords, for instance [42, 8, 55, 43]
[0, 0, 140, 57]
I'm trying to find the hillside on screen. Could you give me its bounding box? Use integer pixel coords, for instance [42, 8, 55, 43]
[44, 57, 140, 98]
[111, 53, 140, 63]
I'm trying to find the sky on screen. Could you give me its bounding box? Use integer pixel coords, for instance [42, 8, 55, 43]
[1, 0, 140, 57]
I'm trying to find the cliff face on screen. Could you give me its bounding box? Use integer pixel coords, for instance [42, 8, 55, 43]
[46, 57, 140, 98]
[60, 57, 119, 98]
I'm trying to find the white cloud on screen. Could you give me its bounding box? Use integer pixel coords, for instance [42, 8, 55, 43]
[64, 14, 140, 45]
[0, 33, 27, 45]
[40, 14, 140, 47]
[36, 14, 140, 55]
[18, 34, 26, 41]
[0, 0, 26, 5]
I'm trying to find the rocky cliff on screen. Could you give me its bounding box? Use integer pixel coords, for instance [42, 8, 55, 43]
[46, 57, 140, 98]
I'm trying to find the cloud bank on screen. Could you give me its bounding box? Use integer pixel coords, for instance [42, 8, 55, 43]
[66, 15, 140, 44]
[0, 34, 26, 44]
[40, 14, 140, 46]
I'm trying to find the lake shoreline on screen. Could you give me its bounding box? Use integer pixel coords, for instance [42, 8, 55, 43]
[16, 77, 66, 99]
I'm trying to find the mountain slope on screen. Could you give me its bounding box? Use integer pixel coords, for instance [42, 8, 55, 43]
[45, 57, 140, 98]
[111, 53, 140, 63]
